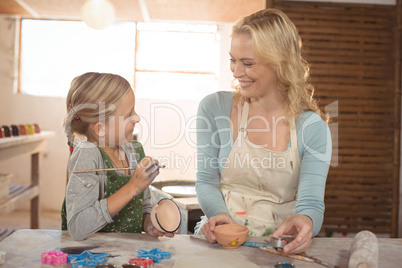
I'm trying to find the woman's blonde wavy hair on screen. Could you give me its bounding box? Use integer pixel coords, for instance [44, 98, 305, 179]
[63, 72, 132, 149]
[232, 9, 326, 122]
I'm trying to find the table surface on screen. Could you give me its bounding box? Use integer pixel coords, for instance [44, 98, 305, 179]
[1, 229, 401, 267]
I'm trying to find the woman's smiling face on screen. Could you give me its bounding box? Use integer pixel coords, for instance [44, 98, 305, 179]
[229, 33, 278, 100]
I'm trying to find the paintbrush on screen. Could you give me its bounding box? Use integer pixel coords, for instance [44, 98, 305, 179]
[259, 247, 340, 268]
[71, 165, 166, 173]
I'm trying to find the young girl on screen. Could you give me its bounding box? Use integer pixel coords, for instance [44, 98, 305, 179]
[61, 72, 173, 241]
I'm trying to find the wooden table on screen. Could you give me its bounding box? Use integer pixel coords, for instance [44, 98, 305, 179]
[0, 131, 54, 229]
[1, 229, 401, 267]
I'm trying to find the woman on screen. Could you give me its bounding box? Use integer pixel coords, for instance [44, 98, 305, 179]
[195, 9, 331, 254]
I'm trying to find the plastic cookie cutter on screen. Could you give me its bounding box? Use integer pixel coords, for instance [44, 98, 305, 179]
[68, 250, 109, 268]
[41, 250, 68, 266]
[136, 248, 171, 263]
[129, 257, 153, 267]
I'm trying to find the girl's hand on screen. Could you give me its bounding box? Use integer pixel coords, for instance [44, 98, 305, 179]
[129, 156, 160, 196]
[202, 213, 234, 243]
[143, 214, 175, 238]
[272, 214, 313, 254]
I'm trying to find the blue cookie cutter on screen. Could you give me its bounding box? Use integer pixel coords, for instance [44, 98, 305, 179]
[136, 248, 171, 263]
[68, 250, 109, 268]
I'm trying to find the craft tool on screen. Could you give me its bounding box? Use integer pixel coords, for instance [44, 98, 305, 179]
[244, 241, 272, 248]
[95, 264, 116, 268]
[122, 264, 142, 268]
[136, 248, 171, 263]
[129, 258, 153, 267]
[41, 250, 68, 266]
[55, 246, 100, 254]
[68, 250, 109, 268]
[270, 237, 289, 250]
[71, 165, 166, 173]
[55, 246, 119, 258]
[349, 231, 378, 268]
[259, 247, 339, 268]
[275, 262, 295, 268]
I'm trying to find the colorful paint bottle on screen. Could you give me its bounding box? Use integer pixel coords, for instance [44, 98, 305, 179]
[26, 124, 35, 135]
[2, 126, 11, 137]
[34, 123, 41, 133]
[0, 127, 4, 138]
[11, 125, 19, 136]
[19, 124, 27, 135]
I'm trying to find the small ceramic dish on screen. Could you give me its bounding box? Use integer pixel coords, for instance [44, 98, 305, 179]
[213, 224, 249, 249]
[150, 198, 181, 233]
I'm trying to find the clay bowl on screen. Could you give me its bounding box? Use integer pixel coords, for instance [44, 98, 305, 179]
[213, 224, 249, 249]
[150, 198, 181, 233]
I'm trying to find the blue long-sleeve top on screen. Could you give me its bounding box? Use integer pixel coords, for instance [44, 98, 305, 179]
[195, 91, 332, 236]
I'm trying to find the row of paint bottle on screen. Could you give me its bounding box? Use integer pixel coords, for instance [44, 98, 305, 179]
[0, 124, 41, 138]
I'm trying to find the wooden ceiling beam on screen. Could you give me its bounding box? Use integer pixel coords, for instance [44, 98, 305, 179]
[15, 0, 39, 18]
[0, 0, 265, 22]
[138, 0, 150, 22]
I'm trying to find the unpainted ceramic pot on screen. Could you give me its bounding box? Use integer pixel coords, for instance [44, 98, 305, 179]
[213, 224, 249, 249]
[150, 198, 181, 233]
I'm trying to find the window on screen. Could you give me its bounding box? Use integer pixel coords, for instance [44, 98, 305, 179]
[20, 20, 135, 97]
[19, 20, 220, 100]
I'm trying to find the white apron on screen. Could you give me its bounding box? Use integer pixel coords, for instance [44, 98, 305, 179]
[220, 101, 300, 236]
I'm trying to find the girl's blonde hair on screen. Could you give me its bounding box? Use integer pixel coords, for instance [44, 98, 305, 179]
[63, 72, 132, 149]
[232, 9, 326, 122]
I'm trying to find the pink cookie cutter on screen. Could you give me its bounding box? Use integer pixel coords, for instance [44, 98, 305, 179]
[41, 250, 68, 266]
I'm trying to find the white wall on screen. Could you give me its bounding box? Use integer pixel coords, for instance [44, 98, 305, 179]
[0, 15, 233, 212]
[0, 16, 70, 211]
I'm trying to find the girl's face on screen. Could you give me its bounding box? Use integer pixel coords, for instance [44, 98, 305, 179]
[106, 90, 140, 147]
[229, 33, 278, 100]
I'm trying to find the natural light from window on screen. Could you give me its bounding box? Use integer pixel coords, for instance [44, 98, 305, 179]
[20, 20, 220, 100]
[20, 20, 136, 97]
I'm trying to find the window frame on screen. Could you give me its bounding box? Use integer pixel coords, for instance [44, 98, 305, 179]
[17, 19, 220, 100]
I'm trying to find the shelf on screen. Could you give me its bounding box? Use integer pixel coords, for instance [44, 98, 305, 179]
[0, 131, 54, 162]
[0, 185, 40, 214]
[0, 131, 54, 229]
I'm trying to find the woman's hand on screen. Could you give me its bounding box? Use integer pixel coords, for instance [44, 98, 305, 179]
[143, 214, 175, 238]
[128, 156, 160, 196]
[272, 214, 313, 254]
[202, 213, 234, 243]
